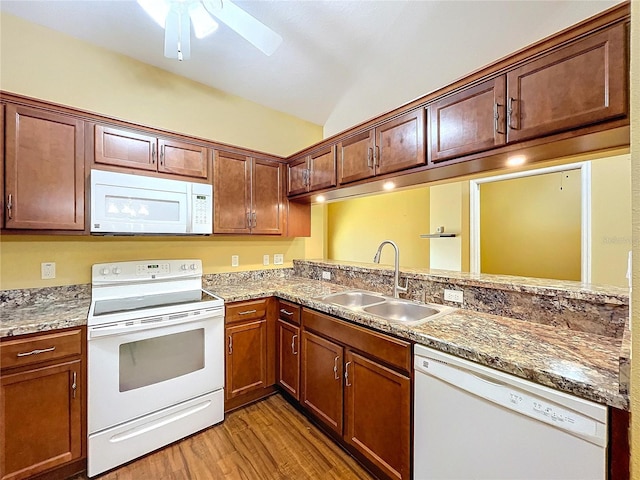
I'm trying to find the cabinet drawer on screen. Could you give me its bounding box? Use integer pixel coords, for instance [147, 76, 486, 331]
[278, 300, 301, 325]
[1, 328, 82, 370]
[226, 298, 268, 323]
[302, 309, 411, 373]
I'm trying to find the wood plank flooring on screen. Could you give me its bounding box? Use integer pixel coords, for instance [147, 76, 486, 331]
[78, 394, 374, 480]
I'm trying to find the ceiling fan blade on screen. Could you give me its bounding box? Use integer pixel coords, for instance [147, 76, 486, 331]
[202, 0, 283, 56]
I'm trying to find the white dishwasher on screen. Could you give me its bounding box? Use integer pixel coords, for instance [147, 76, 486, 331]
[414, 345, 608, 480]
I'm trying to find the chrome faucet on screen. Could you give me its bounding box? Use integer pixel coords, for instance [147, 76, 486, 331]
[373, 240, 408, 298]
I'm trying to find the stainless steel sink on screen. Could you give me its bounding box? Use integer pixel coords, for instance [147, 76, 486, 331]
[363, 301, 441, 324]
[320, 290, 386, 308]
[318, 290, 455, 325]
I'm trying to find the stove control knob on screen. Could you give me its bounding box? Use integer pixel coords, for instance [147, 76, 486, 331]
[190, 264, 197, 270]
[181, 264, 188, 271]
[112, 267, 121, 275]
[101, 267, 110, 275]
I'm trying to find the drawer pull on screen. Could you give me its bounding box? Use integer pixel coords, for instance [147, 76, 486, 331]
[17, 346, 56, 357]
[280, 309, 294, 316]
[238, 309, 257, 316]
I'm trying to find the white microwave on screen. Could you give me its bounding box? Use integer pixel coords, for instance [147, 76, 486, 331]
[90, 170, 212, 235]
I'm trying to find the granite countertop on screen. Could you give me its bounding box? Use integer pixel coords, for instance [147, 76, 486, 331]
[1, 277, 628, 410]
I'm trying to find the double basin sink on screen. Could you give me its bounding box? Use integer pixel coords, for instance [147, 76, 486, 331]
[317, 290, 455, 326]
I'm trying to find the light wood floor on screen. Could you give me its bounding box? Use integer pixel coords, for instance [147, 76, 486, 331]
[79, 394, 374, 480]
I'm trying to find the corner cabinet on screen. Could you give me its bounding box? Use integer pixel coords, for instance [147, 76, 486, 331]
[4, 105, 85, 230]
[1, 328, 85, 480]
[276, 300, 301, 400]
[300, 308, 412, 480]
[338, 109, 426, 185]
[213, 152, 283, 235]
[288, 145, 337, 196]
[94, 125, 209, 180]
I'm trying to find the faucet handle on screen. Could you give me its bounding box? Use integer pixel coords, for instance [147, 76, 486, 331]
[397, 278, 409, 293]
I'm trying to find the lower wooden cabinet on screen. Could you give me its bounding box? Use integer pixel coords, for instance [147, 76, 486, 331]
[277, 319, 301, 400]
[299, 307, 412, 480]
[1, 328, 85, 480]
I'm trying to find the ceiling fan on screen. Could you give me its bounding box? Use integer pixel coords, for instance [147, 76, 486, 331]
[137, 0, 283, 61]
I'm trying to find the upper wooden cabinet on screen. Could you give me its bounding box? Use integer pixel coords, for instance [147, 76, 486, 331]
[213, 151, 283, 235]
[430, 77, 507, 162]
[94, 125, 209, 179]
[338, 109, 425, 185]
[4, 105, 85, 230]
[287, 145, 336, 196]
[505, 23, 626, 143]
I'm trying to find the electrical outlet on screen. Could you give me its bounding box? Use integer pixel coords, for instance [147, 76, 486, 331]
[231, 255, 239, 267]
[444, 288, 464, 303]
[41, 262, 56, 280]
[274, 254, 284, 265]
[263, 254, 270, 266]
[322, 271, 331, 280]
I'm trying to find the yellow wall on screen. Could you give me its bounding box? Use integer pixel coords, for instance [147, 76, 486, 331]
[430, 182, 469, 271]
[591, 154, 632, 287]
[305, 204, 328, 260]
[0, 13, 324, 291]
[630, 1, 638, 478]
[327, 187, 430, 268]
[0, 13, 321, 157]
[480, 169, 582, 281]
[0, 235, 305, 290]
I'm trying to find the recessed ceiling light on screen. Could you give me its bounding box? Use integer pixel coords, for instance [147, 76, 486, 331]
[382, 181, 395, 191]
[315, 195, 326, 203]
[506, 155, 526, 167]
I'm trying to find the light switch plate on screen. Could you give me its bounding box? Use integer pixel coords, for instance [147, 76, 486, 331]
[274, 254, 284, 265]
[231, 255, 239, 267]
[263, 254, 270, 266]
[322, 271, 331, 280]
[41, 262, 56, 280]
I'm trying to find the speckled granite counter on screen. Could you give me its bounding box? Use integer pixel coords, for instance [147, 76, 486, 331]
[207, 276, 628, 410]
[1, 285, 91, 337]
[2, 272, 628, 410]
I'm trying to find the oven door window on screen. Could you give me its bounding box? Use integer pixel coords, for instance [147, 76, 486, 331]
[119, 329, 204, 392]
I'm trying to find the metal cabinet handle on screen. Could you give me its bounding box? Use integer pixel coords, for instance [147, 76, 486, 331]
[152, 144, 156, 164]
[160, 145, 165, 165]
[228, 335, 233, 354]
[17, 346, 56, 357]
[246, 211, 251, 228]
[238, 309, 257, 315]
[71, 371, 77, 399]
[494, 102, 504, 134]
[333, 355, 340, 380]
[367, 147, 373, 168]
[507, 97, 517, 130]
[374, 146, 380, 167]
[280, 309, 293, 316]
[345, 361, 352, 387]
[291, 334, 298, 355]
[252, 212, 257, 228]
[6, 194, 12, 219]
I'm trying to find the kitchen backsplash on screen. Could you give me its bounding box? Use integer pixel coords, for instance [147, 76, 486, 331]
[294, 260, 629, 339]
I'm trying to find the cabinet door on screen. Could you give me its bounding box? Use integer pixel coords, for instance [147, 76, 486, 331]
[213, 151, 251, 234]
[252, 159, 283, 235]
[158, 139, 208, 179]
[309, 145, 337, 191]
[277, 319, 300, 400]
[1, 359, 82, 480]
[506, 23, 626, 143]
[225, 319, 267, 399]
[338, 130, 375, 185]
[287, 157, 309, 196]
[94, 125, 157, 171]
[301, 330, 344, 435]
[430, 78, 506, 162]
[375, 109, 426, 175]
[344, 351, 410, 480]
[5, 105, 85, 230]
[1, 103, 5, 228]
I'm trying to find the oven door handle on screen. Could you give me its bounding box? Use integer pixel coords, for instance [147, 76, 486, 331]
[88, 311, 223, 339]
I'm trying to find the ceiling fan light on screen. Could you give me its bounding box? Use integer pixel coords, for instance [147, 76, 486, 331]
[189, 3, 218, 39]
[137, 0, 170, 28]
